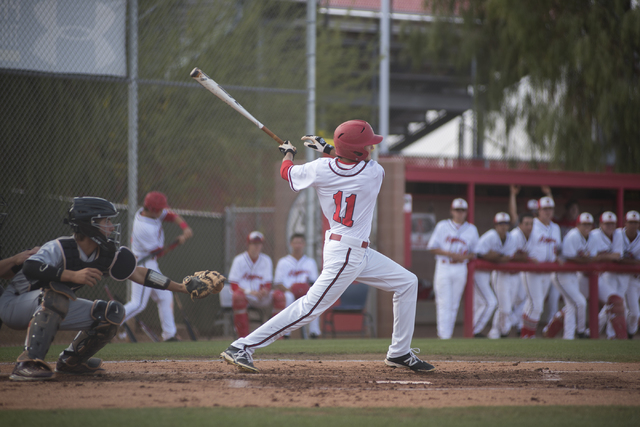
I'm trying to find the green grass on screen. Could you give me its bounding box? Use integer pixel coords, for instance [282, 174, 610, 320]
[1, 338, 639, 363]
[2, 407, 639, 427]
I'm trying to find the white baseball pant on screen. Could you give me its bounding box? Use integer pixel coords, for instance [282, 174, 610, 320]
[553, 272, 587, 339]
[123, 259, 176, 341]
[284, 291, 321, 336]
[473, 271, 497, 335]
[488, 272, 520, 338]
[232, 238, 418, 359]
[626, 277, 640, 336]
[433, 262, 468, 339]
[523, 272, 554, 327]
[600, 272, 632, 339]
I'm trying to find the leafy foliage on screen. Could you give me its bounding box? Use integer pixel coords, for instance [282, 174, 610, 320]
[423, 0, 640, 172]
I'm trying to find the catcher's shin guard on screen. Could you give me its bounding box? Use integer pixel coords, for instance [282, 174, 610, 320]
[18, 289, 69, 363]
[607, 295, 628, 340]
[57, 300, 125, 371]
[543, 310, 564, 338]
[232, 290, 250, 338]
[272, 290, 286, 315]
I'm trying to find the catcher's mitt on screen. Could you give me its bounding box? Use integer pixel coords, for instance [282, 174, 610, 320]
[183, 270, 225, 300]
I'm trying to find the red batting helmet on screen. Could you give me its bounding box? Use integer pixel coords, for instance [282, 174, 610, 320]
[144, 191, 168, 211]
[333, 120, 383, 162]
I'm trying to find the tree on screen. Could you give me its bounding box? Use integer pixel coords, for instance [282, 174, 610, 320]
[425, 0, 640, 172]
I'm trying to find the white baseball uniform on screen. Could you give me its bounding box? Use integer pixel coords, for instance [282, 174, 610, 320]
[473, 229, 511, 335]
[232, 157, 418, 359]
[274, 254, 320, 336]
[123, 208, 177, 341]
[553, 227, 589, 339]
[488, 226, 530, 338]
[586, 227, 624, 337]
[427, 219, 479, 339]
[522, 218, 561, 332]
[228, 251, 274, 308]
[616, 227, 640, 336]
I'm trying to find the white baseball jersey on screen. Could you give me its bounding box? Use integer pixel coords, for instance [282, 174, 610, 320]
[476, 229, 513, 258]
[130, 208, 170, 259]
[228, 252, 273, 293]
[509, 226, 531, 256]
[286, 157, 383, 241]
[587, 228, 619, 258]
[274, 255, 319, 290]
[427, 220, 479, 263]
[528, 218, 561, 262]
[562, 228, 590, 259]
[612, 228, 640, 260]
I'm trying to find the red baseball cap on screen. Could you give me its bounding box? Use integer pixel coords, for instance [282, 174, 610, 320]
[144, 191, 168, 211]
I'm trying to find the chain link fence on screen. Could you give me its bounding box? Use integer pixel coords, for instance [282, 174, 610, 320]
[0, 0, 324, 344]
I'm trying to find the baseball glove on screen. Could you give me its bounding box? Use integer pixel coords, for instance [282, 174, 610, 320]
[182, 270, 225, 300]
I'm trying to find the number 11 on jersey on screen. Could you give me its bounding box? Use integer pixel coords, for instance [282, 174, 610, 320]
[333, 191, 356, 227]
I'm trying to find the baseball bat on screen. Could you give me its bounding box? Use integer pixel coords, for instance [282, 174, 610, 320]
[173, 294, 197, 341]
[137, 239, 180, 266]
[190, 67, 284, 145]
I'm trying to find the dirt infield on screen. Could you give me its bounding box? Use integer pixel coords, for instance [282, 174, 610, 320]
[1, 357, 639, 409]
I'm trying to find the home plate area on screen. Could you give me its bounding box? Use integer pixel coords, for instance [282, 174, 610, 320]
[1, 359, 639, 409]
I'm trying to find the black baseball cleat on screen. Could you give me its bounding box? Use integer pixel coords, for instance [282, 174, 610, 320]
[56, 357, 105, 375]
[385, 349, 435, 373]
[221, 346, 259, 373]
[10, 360, 55, 381]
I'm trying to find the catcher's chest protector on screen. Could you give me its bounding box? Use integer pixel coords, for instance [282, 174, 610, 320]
[57, 237, 115, 290]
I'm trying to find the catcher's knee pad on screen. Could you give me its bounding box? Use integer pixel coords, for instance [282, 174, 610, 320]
[607, 295, 628, 339]
[91, 300, 125, 326]
[290, 283, 310, 300]
[232, 290, 248, 312]
[18, 289, 69, 362]
[272, 290, 286, 311]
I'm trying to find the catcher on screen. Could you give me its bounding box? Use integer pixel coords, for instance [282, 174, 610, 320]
[0, 197, 223, 381]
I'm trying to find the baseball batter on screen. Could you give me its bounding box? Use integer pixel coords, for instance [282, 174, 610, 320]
[228, 231, 280, 338]
[520, 196, 562, 338]
[221, 120, 434, 374]
[587, 212, 626, 339]
[274, 233, 321, 338]
[544, 212, 594, 340]
[0, 197, 213, 381]
[122, 191, 193, 342]
[474, 212, 513, 337]
[427, 198, 479, 339]
[616, 211, 640, 338]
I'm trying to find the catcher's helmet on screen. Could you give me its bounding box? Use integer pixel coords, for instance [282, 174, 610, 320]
[333, 120, 383, 162]
[144, 191, 168, 211]
[66, 197, 120, 251]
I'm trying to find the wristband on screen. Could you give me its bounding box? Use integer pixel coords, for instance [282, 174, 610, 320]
[144, 269, 171, 290]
